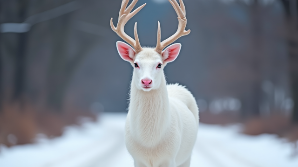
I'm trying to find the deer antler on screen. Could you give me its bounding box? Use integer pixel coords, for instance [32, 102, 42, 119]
[110, 0, 146, 53]
[155, 0, 190, 54]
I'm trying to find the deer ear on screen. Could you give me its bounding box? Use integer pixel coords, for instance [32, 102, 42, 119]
[162, 43, 181, 63]
[116, 41, 135, 62]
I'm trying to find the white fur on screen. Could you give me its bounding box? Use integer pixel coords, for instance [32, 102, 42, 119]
[119, 45, 199, 167]
[129, 47, 135, 59]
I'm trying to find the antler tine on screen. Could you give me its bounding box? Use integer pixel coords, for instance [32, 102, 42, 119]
[110, 0, 146, 53]
[179, 0, 186, 15]
[156, 21, 162, 53]
[126, 3, 146, 23]
[110, 18, 117, 31]
[119, 0, 129, 20]
[134, 22, 142, 53]
[169, 0, 185, 19]
[155, 0, 190, 54]
[125, 0, 138, 14]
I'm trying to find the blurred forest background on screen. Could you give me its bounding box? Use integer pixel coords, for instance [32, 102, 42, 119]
[0, 0, 298, 147]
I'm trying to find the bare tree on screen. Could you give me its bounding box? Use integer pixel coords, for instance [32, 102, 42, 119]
[280, 0, 298, 123]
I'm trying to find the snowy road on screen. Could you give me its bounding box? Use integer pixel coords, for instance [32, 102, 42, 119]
[0, 113, 298, 167]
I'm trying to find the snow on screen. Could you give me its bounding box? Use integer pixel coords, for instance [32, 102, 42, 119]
[0, 113, 297, 167]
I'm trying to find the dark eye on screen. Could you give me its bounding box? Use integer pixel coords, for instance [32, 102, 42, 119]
[134, 63, 139, 68]
[157, 63, 162, 68]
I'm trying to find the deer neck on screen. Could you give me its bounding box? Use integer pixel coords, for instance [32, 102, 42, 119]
[129, 74, 170, 146]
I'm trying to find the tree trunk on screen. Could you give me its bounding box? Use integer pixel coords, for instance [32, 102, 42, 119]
[288, 19, 298, 124]
[0, 33, 2, 111]
[13, 33, 27, 101]
[46, 15, 96, 111]
[291, 71, 298, 123]
[0, 0, 3, 109]
[12, 0, 29, 102]
[249, 0, 262, 117]
[280, 0, 298, 123]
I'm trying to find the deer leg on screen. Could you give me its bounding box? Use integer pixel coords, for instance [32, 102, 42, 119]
[177, 158, 190, 167]
[159, 159, 176, 167]
[134, 161, 147, 167]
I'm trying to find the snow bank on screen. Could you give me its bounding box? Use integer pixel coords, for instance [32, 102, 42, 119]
[0, 113, 297, 167]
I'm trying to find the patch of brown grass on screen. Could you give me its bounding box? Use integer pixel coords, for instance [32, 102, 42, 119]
[0, 102, 96, 147]
[242, 114, 298, 142]
[200, 112, 298, 142]
[0, 103, 37, 146]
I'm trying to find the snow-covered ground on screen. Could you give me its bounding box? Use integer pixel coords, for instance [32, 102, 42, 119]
[0, 113, 297, 167]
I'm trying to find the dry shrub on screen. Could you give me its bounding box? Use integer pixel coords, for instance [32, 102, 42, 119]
[36, 110, 96, 138]
[0, 103, 37, 146]
[0, 102, 96, 147]
[283, 126, 298, 142]
[200, 111, 298, 142]
[242, 114, 298, 142]
[242, 114, 290, 136]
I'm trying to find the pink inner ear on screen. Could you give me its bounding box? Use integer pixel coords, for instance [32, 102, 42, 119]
[117, 42, 135, 62]
[162, 43, 181, 63]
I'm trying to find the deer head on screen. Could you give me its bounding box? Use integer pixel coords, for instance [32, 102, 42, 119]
[110, 0, 190, 91]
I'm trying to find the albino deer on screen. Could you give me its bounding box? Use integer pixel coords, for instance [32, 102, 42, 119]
[110, 0, 199, 166]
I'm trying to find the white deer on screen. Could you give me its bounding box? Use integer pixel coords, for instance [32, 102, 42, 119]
[110, 0, 199, 166]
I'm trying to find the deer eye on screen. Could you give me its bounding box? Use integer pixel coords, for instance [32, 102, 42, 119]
[134, 63, 139, 68]
[157, 63, 162, 68]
